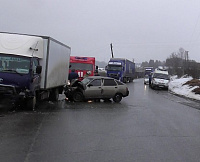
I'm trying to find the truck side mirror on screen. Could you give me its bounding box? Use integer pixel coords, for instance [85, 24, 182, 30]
[36, 65, 42, 74]
[105, 66, 108, 70]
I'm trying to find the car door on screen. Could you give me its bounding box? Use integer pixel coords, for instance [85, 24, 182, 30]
[102, 79, 118, 98]
[84, 79, 102, 99]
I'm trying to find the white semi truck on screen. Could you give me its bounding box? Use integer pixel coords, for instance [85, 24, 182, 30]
[0, 32, 71, 109]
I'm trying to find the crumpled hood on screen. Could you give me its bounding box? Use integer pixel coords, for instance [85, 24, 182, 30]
[70, 79, 82, 87]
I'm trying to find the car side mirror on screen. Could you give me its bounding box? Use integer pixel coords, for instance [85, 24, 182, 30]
[36, 65, 42, 74]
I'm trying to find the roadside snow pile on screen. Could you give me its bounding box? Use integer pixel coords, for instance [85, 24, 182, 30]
[169, 76, 200, 101]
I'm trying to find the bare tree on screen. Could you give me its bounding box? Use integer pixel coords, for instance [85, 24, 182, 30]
[166, 52, 183, 76]
[166, 48, 200, 78]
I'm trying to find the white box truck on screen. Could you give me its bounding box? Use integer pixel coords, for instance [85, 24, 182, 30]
[0, 32, 71, 109]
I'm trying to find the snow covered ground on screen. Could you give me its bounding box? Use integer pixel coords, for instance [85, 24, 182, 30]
[169, 76, 200, 101]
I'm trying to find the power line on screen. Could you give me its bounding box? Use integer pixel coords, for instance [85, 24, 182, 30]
[188, 11, 200, 48]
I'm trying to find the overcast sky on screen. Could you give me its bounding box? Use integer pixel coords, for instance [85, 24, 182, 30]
[1, 0, 200, 63]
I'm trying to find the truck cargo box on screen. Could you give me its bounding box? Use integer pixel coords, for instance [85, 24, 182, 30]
[40, 37, 71, 89]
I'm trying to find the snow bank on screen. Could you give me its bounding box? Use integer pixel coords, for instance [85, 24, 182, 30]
[169, 76, 200, 101]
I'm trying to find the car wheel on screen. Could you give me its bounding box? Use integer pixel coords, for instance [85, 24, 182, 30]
[113, 94, 122, 103]
[73, 91, 84, 102]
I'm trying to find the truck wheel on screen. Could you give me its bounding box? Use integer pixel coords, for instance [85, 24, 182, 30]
[50, 88, 59, 101]
[27, 96, 36, 110]
[130, 78, 133, 82]
[123, 78, 127, 83]
[113, 94, 122, 103]
[73, 91, 83, 102]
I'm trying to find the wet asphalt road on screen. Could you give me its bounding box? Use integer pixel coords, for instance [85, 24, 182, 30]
[1, 79, 200, 162]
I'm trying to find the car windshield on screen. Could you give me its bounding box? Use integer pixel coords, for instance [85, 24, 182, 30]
[153, 73, 169, 80]
[81, 77, 93, 85]
[0, 54, 30, 74]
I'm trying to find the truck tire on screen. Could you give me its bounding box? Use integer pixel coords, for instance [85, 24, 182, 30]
[49, 88, 59, 101]
[27, 96, 36, 110]
[129, 78, 133, 82]
[123, 78, 127, 83]
[113, 93, 122, 103]
[73, 91, 83, 102]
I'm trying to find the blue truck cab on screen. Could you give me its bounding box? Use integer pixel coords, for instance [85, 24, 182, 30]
[0, 55, 41, 107]
[106, 58, 135, 83]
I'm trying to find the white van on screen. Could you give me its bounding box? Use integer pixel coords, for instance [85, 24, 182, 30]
[150, 68, 169, 89]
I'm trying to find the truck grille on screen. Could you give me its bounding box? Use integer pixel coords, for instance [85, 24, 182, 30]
[0, 84, 16, 95]
[109, 73, 118, 77]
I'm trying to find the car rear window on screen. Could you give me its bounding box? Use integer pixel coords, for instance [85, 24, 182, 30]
[103, 79, 117, 86]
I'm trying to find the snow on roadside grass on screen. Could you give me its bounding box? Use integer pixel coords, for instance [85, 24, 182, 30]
[169, 76, 200, 101]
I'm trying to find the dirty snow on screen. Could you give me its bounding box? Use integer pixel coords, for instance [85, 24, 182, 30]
[169, 76, 200, 101]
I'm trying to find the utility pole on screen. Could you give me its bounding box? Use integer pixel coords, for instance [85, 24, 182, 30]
[110, 43, 114, 58]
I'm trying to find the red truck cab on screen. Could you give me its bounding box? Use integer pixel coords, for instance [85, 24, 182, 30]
[69, 56, 96, 81]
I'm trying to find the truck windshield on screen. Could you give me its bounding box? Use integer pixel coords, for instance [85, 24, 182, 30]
[107, 65, 122, 71]
[0, 54, 31, 74]
[70, 63, 93, 71]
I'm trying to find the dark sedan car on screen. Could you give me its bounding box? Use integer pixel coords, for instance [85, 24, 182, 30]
[65, 76, 129, 103]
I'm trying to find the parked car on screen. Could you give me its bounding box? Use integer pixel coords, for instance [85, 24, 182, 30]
[65, 76, 129, 103]
[144, 75, 149, 84]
